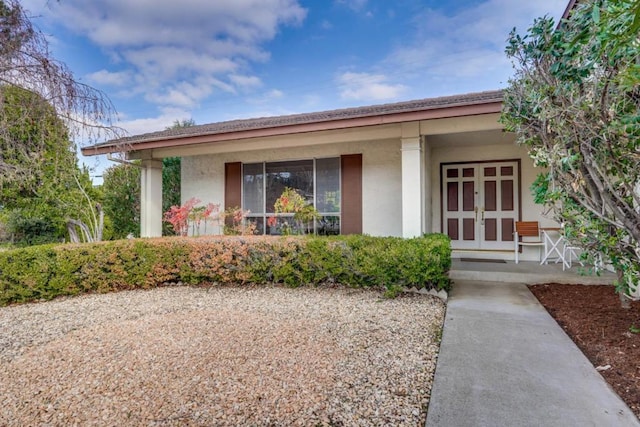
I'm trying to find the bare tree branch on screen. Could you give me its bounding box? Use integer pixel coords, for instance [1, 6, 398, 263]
[0, 0, 123, 186]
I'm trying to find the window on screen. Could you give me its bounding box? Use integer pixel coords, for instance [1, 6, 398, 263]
[243, 158, 341, 235]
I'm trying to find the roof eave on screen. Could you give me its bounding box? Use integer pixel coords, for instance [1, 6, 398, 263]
[561, 0, 578, 22]
[81, 98, 503, 157]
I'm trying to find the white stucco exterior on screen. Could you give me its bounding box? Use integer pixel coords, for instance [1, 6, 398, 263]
[181, 138, 403, 237]
[140, 159, 163, 238]
[170, 116, 553, 260]
[120, 97, 556, 262]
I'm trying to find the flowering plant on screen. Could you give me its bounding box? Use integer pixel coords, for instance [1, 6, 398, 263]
[163, 198, 221, 236]
[221, 206, 257, 235]
[268, 187, 319, 235]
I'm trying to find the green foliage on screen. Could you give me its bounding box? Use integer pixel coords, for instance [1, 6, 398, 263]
[0, 0, 118, 185]
[5, 211, 59, 246]
[162, 157, 181, 235]
[102, 162, 141, 239]
[0, 86, 103, 245]
[0, 234, 451, 306]
[501, 0, 640, 296]
[159, 118, 195, 236]
[0, 85, 69, 193]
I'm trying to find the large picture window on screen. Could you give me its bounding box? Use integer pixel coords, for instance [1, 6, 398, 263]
[243, 158, 341, 235]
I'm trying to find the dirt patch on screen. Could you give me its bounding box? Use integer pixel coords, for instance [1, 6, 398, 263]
[529, 284, 640, 418]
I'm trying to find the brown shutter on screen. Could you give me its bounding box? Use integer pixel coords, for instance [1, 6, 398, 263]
[341, 154, 362, 234]
[224, 162, 242, 210]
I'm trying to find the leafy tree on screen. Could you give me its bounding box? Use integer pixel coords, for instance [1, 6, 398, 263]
[501, 0, 640, 297]
[102, 162, 141, 239]
[163, 156, 181, 233]
[0, 0, 119, 186]
[162, 118, 194, 234]
[0, 85, 104, 245]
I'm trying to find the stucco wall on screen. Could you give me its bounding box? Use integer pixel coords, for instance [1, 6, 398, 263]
[181, 138, 402, 237]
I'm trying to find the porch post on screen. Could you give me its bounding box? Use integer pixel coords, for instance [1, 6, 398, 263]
[401, 123, 423, 238]
[423, 136, 432, 234]
[140, 159, 163, 238]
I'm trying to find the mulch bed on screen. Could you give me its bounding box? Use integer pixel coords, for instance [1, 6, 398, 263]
[529, 284, 640, 418]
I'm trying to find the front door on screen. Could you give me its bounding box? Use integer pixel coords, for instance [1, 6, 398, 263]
[442, 161, 519, 251]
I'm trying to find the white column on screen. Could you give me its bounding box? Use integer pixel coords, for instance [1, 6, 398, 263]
[423, 136, 432, 234]
[140, 159, 163, 238]
[401, 131, 423, 238]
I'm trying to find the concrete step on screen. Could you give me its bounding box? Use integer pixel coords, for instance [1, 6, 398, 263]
[449, 260, 616, 285]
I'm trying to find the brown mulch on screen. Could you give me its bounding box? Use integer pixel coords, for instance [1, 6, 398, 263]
[529, 284, 640, 418]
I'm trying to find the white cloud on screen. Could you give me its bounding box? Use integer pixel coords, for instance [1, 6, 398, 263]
[117, 107, 193, 135]
[266, 89, 284, 99]
[377, 0, 567, 94]
[229, 74, 263, 89]
[146, 76, 236, 108]
[247, 88, 285, 105]
[87, 69, 133, 87]
[50, 0, 306, 47]
[337, 72, 406, 102]
[31, 0, 307, 110]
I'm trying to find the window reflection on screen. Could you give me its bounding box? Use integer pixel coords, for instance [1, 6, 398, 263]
[242, 158, 341, 234]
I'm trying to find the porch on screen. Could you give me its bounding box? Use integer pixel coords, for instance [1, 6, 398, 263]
[449, 259, 617, 285]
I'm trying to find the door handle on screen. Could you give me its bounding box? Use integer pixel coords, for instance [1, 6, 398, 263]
[475, 206, 478, 222]
[481, 208, 485, 225]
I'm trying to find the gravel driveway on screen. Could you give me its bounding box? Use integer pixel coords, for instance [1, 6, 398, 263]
[0, 285, 445, 426]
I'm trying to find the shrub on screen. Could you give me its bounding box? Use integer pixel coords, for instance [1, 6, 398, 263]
[0, 234, 451, 306]
[5, 212, 60, 246]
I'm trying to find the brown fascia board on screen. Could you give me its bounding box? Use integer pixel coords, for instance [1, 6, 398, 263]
[81, 95, 503, 156]
[561, 0, 578, 21]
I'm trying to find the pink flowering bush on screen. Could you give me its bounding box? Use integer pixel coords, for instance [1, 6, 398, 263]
[163, 198, 220, 236]
[221, 206, 256, 235]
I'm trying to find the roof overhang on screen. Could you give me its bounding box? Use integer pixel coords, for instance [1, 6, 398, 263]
[561, 0, 578, 21]
[82, 91, 503, 157]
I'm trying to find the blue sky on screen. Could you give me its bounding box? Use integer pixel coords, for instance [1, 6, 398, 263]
[22, 0, 569, 179]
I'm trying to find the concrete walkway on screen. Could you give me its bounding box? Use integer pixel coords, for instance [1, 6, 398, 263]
[425, 280, 639, 427]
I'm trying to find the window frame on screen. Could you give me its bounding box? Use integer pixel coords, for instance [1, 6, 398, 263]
[241, 157, 342, 235]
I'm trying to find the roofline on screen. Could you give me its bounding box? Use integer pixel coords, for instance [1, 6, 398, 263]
[82, 94, 503, 157]
[561, 0, 578, 21]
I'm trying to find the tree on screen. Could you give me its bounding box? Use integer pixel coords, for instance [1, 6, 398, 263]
[162, 119, 194, 235]
[501, 0, 640, 297]
[0, 85, 104, 245]
[162, 156, 181, 233]
[102, 162, 141, 239]
[0, 0, 119, 187]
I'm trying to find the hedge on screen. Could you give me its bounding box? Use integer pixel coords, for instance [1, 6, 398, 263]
[0, 234, 451, 306]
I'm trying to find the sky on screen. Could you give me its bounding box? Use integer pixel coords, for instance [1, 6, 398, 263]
[21, 0, 569, 181]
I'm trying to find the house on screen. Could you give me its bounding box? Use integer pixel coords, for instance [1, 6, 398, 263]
[82, 89, 560, 262]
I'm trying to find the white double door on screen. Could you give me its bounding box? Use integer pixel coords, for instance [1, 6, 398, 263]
[442, 161, 519, 251]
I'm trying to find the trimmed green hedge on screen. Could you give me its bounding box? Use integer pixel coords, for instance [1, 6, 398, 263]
[0, 234, 451, 306]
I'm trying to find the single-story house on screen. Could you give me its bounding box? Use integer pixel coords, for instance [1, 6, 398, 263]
[82, 89, 560, 262]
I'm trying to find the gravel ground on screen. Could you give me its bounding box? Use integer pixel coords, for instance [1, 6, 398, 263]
[0, 285, 445, 426]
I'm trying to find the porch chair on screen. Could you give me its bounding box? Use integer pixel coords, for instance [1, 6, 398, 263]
[562, 244, 584, 271]
[514, 221, 545, 264]
[563, 244, 604, 272]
